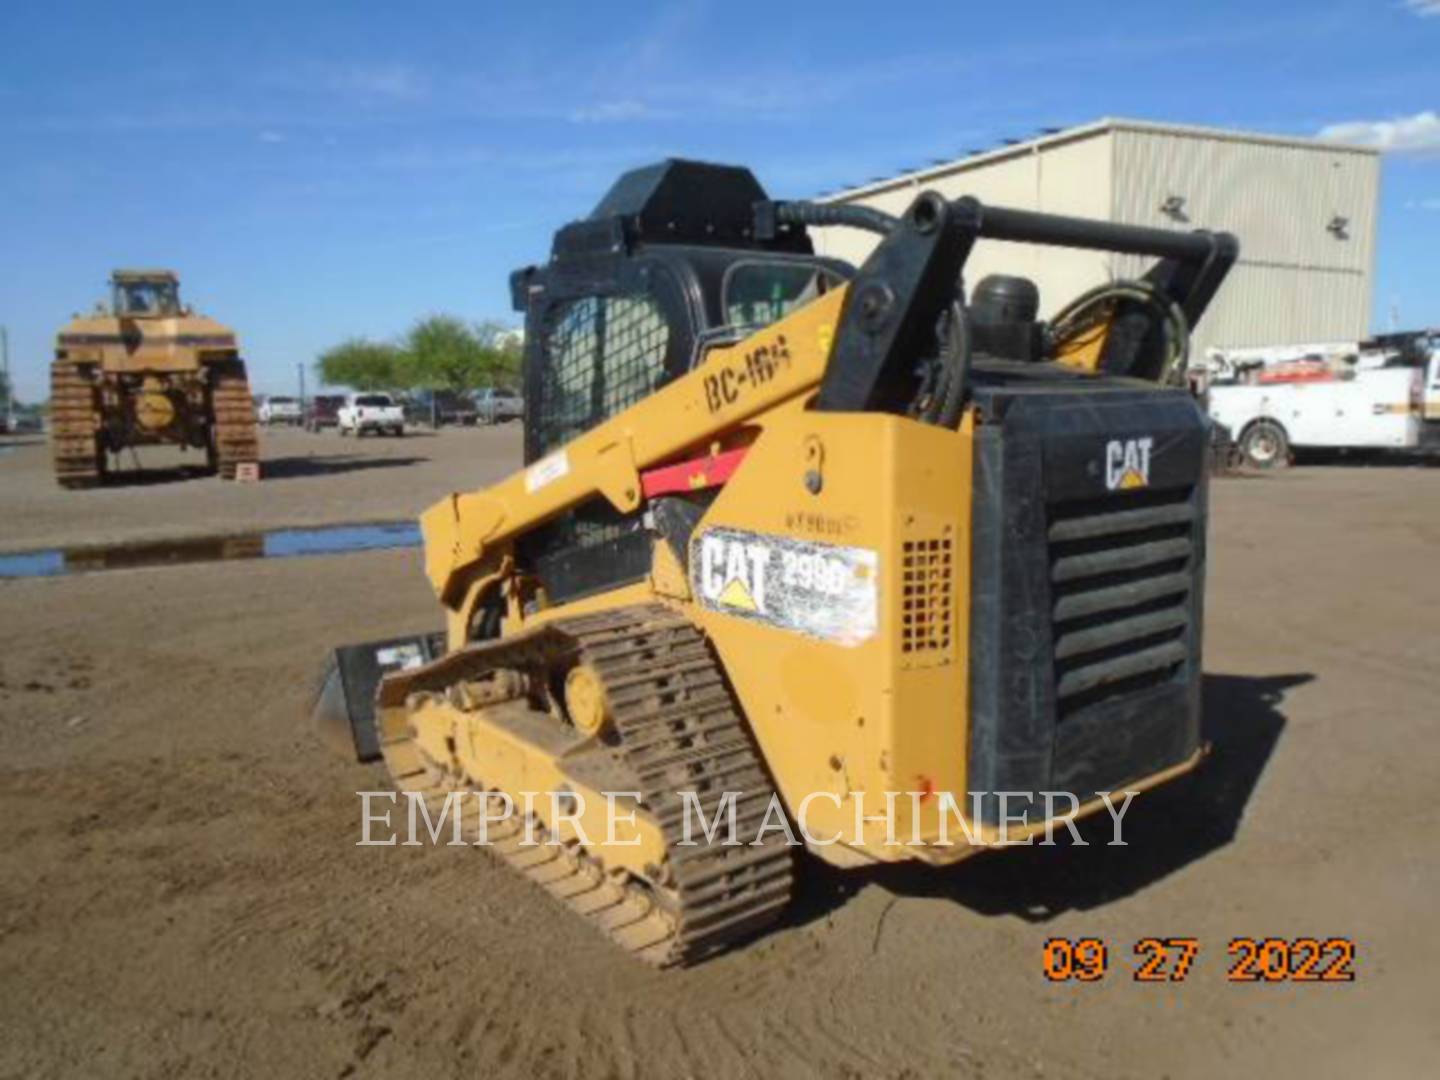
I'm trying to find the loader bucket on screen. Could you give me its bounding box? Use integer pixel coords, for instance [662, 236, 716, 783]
[312, 632, 446, 762]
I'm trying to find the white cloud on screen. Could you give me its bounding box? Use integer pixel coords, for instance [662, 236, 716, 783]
[1406, 198, 1440, 210]
[1318, 110, 1440, 152]
[567, 100, 657, 124]
[321, 64, 429, 102]
[258, 130, 285, 144]
[1403, 1, 1440, 16]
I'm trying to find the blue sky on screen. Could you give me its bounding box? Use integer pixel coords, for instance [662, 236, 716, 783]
[0, 0, 1437, 400]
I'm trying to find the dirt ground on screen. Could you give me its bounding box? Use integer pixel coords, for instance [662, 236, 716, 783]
[0, 425, 524, 554]
[2, 434, 1438, 1079]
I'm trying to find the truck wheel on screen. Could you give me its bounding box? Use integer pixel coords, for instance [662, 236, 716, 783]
[1240, 420, 1290, 469]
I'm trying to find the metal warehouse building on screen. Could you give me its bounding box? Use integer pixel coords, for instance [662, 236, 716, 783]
[812, 118, 1381, 358]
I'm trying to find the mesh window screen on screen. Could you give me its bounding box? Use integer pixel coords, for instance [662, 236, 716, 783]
[534, 293, 670, 456]
[601, 296, 670, 415]
[521, 290, 673, 601]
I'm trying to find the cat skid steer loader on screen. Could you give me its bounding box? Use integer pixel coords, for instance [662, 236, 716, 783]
[314, 160, 1237, 965]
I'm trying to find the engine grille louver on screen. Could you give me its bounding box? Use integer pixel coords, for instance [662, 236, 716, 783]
[1047, 488, 1196, 717]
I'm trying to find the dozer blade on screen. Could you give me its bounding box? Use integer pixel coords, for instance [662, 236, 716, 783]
[312, 632, 446, 761]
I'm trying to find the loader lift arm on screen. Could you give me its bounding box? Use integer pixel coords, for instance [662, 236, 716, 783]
[424, 186, 1235, 615]
[757, 193, 1237, 416]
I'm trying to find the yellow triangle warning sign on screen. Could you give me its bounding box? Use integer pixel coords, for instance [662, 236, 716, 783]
[718, 576, 758, 612]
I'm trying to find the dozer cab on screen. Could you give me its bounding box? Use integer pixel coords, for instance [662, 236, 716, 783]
[50, 270, 259, 486]
[315, 160, 1237, 965]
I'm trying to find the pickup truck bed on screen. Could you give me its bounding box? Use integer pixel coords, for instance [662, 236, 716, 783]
[338, 395, 405, 437]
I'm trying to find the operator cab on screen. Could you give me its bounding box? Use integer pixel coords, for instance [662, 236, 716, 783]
[510, 160, 851, 463]
[111, 270, 182, 318]
[507, 159, 851, 604]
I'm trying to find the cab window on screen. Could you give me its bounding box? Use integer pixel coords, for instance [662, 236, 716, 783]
[113, 280, 180, 316]
[721, 261, 844, 333]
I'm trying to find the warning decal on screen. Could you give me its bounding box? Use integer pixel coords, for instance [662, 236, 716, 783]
[690, 527, 879, 646]
[375, 643, 425, 671]
[525, 449, 570, 493]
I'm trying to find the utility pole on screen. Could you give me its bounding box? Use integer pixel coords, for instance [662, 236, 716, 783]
[298, 361, 306, 414]
[1, 325, 12, 433]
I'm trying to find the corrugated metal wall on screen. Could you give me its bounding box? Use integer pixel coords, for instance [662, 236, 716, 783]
[1109, 128, 1378, 354]
[815, 123, 1379, 358]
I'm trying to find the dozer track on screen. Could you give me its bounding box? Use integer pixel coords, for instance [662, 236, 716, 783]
[209, 359, 259, 478]
[49, 360, 104, 489]
[378, 604, 794, 966]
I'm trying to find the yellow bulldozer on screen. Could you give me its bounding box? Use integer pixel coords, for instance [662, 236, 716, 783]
[315, 160, 1237, 965]
[50, 270, 258, 487]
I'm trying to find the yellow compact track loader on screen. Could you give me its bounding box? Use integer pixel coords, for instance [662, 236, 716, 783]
[50, 270, 258, 486]
[315, 160, 1237, 965]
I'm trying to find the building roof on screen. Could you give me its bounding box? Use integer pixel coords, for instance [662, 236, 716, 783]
[111, 268, 179, 283]
[820, 117, 1379, 203]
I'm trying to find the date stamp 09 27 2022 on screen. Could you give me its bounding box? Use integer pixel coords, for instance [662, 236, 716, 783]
[1042, 937, 1357, 984]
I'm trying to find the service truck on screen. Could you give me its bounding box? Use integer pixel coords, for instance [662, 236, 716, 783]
[1202, 330, 1440, 467]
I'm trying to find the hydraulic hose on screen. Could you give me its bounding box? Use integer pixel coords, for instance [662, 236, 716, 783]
[1048, 280, 1191, 382]
[910, 300, 972, 430]
[764, 201, 900, 237]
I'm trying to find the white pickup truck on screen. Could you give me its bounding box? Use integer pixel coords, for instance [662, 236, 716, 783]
[258, 395, 302, 425]
[337, 393, 405, 437]
[474, 387, 524, 424]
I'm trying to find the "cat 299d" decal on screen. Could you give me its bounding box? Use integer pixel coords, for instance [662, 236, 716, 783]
[690, 526, 878, 645]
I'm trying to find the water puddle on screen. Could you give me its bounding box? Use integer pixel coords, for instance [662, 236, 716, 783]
[0, 436, 42, 457]
[0, 521, 421, 580]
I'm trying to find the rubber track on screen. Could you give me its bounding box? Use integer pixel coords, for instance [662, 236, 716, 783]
[209, 359, 259, 478]
[49, 361, 102, 488]
[380, 605, 794, 966]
